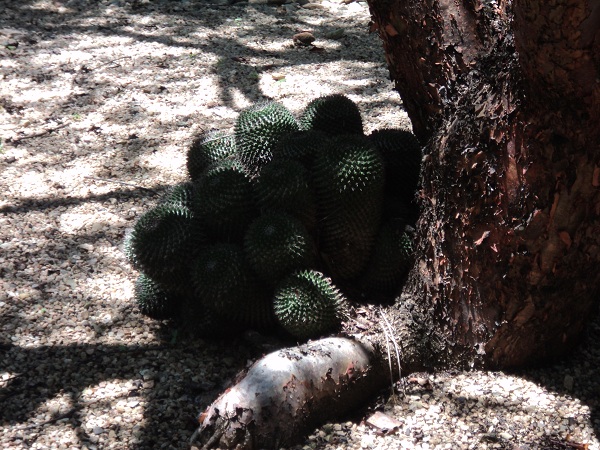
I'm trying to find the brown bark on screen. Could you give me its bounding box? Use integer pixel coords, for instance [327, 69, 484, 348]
[370, 0, 600, 368]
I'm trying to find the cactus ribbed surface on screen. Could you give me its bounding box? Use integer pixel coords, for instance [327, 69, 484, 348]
[254, 159, 317, 231]
[192, 158, 256, 241]
[235, 101, 299, 177]
[191, 243, 274, 329]
[299, 94, 363, 136]
[134, 273, 182, 320]
[244, 212, 316, 284]
[313, 135, 384, 279]
[187, 130, 236, 182]
[273, 270, 347, 339]
[124, 204, 204, 287]
[360, 220, 414, 294]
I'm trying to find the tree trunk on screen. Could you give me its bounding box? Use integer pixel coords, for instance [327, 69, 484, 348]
[193, 1, 600, 447]
[370, 0, 600, 369]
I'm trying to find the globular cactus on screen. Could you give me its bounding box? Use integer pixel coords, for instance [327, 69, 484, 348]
[191, 243, 274, 330]
[299, 94, 363, 136]
[273, 270, 347, 340]
[160, 181, 196, 209]
[235, 101, 299, 178]
[368, 128, 422, 207]
[178, 296, 236, 338]
[275, 129, 329, 168]
[124, 203, 205, 288]
[254, 158, 317, 231]
[192, 157, 257, 242]
[360, 220, 414, 295]
[134, 273, 183, 320]
[244, 212, 317, 284]
[313, 135, 385, 279]
[187, 130, 237, 182]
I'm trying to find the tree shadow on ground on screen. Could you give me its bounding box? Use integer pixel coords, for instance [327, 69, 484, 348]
[1, 0, 386, 114]
[0, 337, 268, 449]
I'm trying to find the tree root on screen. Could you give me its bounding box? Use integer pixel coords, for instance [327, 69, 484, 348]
[191, 336, 388, 449]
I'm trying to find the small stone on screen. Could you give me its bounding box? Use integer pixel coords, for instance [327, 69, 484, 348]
[93, 426, 104, 435]
[499, 432, 513, 440]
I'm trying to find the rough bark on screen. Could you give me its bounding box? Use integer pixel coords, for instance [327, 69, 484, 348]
[370, 0, 600, 369]
[192, 1, 600, 447]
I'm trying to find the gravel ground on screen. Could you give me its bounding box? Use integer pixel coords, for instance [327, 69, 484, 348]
[1, 1, 599, 449]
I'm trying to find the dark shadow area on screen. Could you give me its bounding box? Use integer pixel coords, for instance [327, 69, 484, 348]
[0, 185, 169, 214]
[0, 337, 268, 449]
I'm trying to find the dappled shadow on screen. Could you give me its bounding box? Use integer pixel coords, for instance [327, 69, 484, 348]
[1, 0, 389, 113]
[0, 338, 264, 449]
[0, 185, 167, 214]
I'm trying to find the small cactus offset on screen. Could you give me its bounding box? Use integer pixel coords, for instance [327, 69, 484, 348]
[273, 270, 347, 339]
[235, 101, 299, 177]
[134, 273, 183, 320]
[124, 203, 204, 288]
[244, 212, 316, 284]
[191, 243, 275, 330]
[187, 130, 237, 182]
[254, 158, 317, 231]
[299, 94, 363, 136]
[192, 157, 257, 242]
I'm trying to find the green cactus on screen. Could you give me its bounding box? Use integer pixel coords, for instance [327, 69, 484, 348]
[313, 135, 385, 279]
[254, 158, 317, 231]
[235, 101, 299, 177]
[191, 243, 274, 330]
[134, 273, 183, 320]
[299, 94, 363, 136]
[273, 270, 347, 340]
[192, 157, 257, 242]
[244, 212, 316, 284]
[360, 220, 414, 294]
[124, 204, 205, 287]
[187, 130, 237, 181]
[275, 130, 329, 168]
[178, 296, 237, 338]
[160, 181, 196, 209]
[368, 128, 422, 206]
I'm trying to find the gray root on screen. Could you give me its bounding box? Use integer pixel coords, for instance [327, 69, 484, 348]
[192, 337, 387, 449]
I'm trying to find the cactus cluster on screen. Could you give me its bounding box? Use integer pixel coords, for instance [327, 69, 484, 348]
[124, 94, 421, 340]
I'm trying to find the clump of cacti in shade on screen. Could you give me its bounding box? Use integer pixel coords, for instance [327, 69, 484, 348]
[124, 95, 421, 341]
